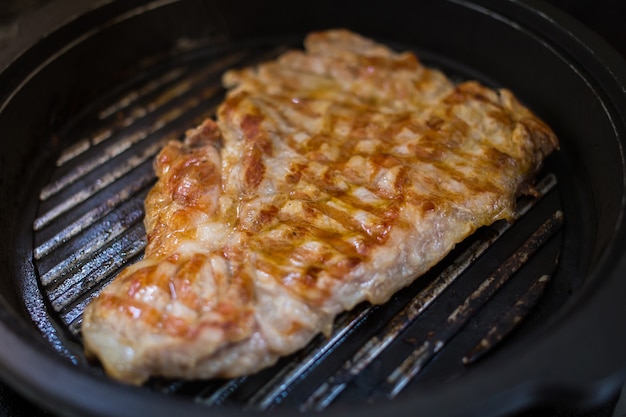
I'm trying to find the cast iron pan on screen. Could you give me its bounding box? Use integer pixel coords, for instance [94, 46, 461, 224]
[0, 0, 626, 416]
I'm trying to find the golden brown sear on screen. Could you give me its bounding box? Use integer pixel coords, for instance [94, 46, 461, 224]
[82, 29, 558, 384]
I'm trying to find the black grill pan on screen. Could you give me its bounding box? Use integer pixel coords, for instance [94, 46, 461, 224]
[0, 1, 625, 416]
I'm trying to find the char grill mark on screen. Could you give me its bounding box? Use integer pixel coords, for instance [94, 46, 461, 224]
[240, 113, 271, 192]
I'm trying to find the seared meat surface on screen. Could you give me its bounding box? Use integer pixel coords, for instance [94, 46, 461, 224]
[82, 30, 558, 384]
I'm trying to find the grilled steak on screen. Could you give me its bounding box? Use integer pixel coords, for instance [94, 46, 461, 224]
[82, 29, 558, 384]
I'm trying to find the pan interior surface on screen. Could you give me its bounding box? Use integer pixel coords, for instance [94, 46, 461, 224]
[0, 1, 625, 417]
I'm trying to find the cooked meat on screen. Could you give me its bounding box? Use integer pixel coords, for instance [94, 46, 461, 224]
[81, 29, 558, 384]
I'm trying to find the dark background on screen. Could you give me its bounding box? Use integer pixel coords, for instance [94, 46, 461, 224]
[546, 0, 626, 58]
[0, 0, 624, 416]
